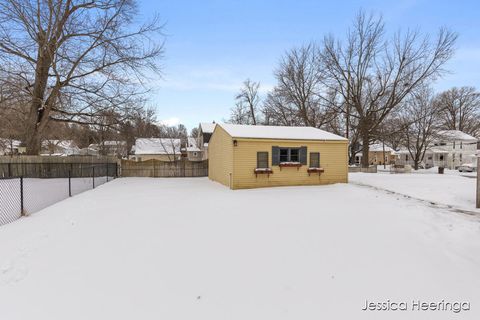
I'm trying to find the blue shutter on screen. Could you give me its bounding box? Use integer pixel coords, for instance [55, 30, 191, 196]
[299, 146, 307, 165]
[272, 146, 280, 166]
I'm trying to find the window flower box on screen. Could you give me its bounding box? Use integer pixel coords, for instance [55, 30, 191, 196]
[307, 167, 324, 175]
[279, 162, 302, 170]
[254, 168, 273, 177]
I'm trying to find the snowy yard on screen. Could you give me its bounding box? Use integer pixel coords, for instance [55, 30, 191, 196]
[350, 169, 479, 212]
[0, 177, 480, 319]
[0, 177, 113, 225]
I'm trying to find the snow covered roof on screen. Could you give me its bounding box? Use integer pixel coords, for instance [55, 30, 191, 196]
[217, 124, 347, 141]
[200, 122, 216, 134]
[368, 143, 394, 152]
[437, 130, 477, 142]
[103, 140, 126, 146]
[89, 141, 126, 149]
[42, 140, 80, 155]
[43, 140, 79, 148]
[133, 138, 181, 155]
[186, 137, 200, 152]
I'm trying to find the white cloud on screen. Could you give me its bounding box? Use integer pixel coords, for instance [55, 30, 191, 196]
[159, 117, 181, 127]
[152, 65, 275, 94]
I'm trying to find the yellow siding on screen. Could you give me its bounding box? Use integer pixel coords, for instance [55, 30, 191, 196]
[367, 151, 396, 165]
[232, 139, 348, 189]
[208, 125, 234, 187]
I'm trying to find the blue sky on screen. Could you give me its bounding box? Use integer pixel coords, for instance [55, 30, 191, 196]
[138, 0, 480, 131]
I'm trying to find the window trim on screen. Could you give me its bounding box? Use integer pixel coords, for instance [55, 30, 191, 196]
[279, 147, 300, 163]
[257, 151, 269, 169]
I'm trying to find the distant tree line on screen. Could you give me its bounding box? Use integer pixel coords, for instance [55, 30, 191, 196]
[229, 11, 478, 169]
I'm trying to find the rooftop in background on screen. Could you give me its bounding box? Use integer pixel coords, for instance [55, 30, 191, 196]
[186, 137, 200, 152]
[133, 138, 182, 155]
[437, 130, 478, 141]
[102, 141, 127, 146]
[366, 142, 395, 152]
[217, 124, 347, 141]
[200, 122, 216, 134]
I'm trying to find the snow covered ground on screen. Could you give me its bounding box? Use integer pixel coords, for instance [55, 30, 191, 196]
[350, 169, 479, 212]
[0, 177, 480, 319]
[0, 177, 113, 225]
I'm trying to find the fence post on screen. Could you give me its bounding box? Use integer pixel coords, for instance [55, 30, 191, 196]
[477, 156, 479, 209]
[92, 166, 95, 189]
[20, 176, 25, 216]
[106, 163, 109, 182]
[68, 170, 72, 197]
[8, 163, 11, 177]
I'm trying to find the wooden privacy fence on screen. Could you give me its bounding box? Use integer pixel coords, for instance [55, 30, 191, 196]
[348, 166, 377, 173]
[0, 156, 119, 178]
[121, 159, 208, 177]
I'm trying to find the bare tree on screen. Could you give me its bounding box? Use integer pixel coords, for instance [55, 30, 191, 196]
[229, 101, 251, 125]
[119, 107, 161, 154]
[158, 123, 187, 162]
[0, 0, 164, 154]
[262, 89, 302, 126]
[398, 88, 441, 170]
[265, 43, 335, 128]
[437, 87, 480, 137]
[190, 127, 200, 139]
[229, 79, 261, 125]
[320, 11, 457, 167]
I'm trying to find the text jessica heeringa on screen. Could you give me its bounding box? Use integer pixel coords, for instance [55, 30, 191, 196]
[362, 300, 470, 313]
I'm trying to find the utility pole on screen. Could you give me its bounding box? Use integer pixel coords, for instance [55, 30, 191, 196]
[477, 155, 479, 209]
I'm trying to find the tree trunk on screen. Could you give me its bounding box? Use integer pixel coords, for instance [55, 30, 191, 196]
[25, 128, 41, 155]
[24, 33, 53, 155]
[361, 130, 370, 168]
[382, 140, 386, 169]
[25, 102, 43, 155]
[250, 106, 256, 125]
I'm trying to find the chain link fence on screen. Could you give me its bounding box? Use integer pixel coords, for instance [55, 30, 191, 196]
[0, 162, 117, 227]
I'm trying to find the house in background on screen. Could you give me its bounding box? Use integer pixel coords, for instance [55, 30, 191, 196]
[396, 130, 478, 169]
[88, 141, 127, 158]
[354, 142, 397, 165]
[0, 139, 26, 156]
[130, 138, 182, 161]
[208, 123, 348, 189]
[198, 122, 216, 160]
[185, 137, 203, 161]
[41, 140, 80, 156]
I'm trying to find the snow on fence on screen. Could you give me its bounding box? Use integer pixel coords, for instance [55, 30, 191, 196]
[0, 157, 118, 226]
[121, 159, 208, 177]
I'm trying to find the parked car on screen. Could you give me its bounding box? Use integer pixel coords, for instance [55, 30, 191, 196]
[458, 163, 476, 172]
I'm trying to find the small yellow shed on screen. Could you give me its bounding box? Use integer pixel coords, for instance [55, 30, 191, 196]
[208, 124, 348, 189]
